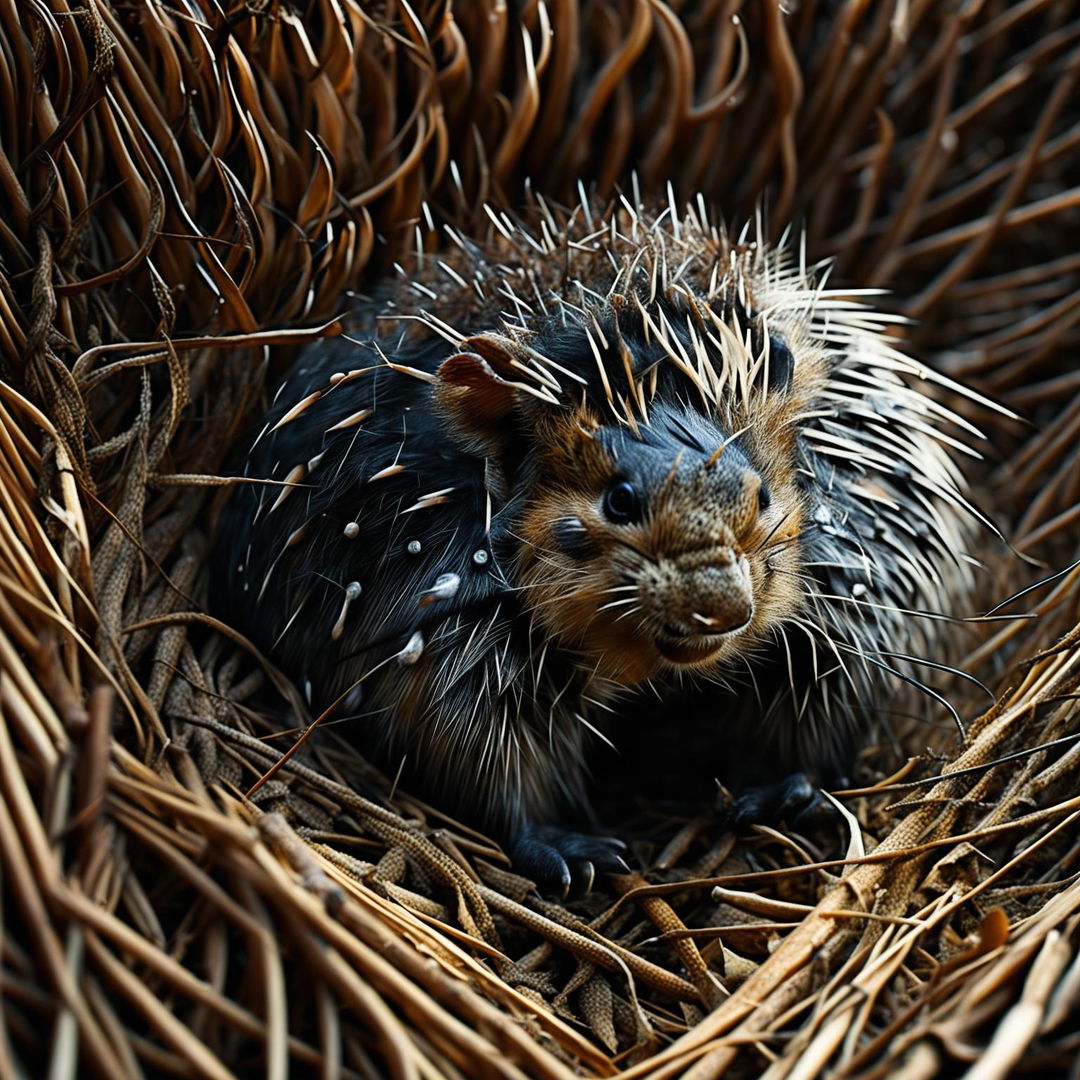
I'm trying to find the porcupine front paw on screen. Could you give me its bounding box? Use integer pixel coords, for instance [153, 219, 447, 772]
[511, 823, 631, 898]
[724, 772, 838, 829]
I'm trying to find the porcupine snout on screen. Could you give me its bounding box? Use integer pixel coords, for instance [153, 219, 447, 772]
[643, 545, 754, 667]
[662, 551, 753, 637]
[637, 453, 762, 665]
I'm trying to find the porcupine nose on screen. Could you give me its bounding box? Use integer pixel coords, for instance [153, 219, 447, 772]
[678, 560, 753, 636]
[654, 556, 754, 665]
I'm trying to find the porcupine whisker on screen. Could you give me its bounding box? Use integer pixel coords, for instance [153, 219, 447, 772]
[768, 567, 816, 587]
[789, 615, 856, 691]
[856, 652, 967, 739]
[740, 654, 764, 709]
[774, 624, 797, 701]
[764, 556, 810, 580]
[794, 678, 815, 725]
[790, 630, 846, 691]
[810, 597, 877, 676]
[703, 670, 738, 696]
[573, 712, 617, 751]
[532, 637, 550, 691]
[629, 612, 661, 641]
[980, 559, 1080, 617]
[764, 516, 814, 555]
[320, 697, 399, 727]
[520, 554, 592, 579]
[546, 673, 576, 749]
[858, 650, 992, 701]
[507, 533, 593, 575]
[799, 556, 873, 576]
[597, 587, 640, 604]
[812, 593, 974, 625]
[596, 596, 640, 614]
[579, 690, 618, 715]
[751, 511, 799, 555]
[539, 577, 625, 615]
[641, 677, 663, 701]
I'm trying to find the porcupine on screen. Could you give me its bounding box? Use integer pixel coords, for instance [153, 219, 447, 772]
[215, 196, 983, 892]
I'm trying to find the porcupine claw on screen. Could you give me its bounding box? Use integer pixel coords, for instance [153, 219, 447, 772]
[511, 824, 631, 898]
[725, 772, 839, 830]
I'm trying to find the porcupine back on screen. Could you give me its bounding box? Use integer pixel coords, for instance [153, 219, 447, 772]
[215, 195, 983, 839]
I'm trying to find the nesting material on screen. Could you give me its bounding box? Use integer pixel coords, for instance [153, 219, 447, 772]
[1, 2, 1079, 1078]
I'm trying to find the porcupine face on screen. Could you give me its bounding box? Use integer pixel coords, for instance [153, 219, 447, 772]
[512, 376, 807, 687]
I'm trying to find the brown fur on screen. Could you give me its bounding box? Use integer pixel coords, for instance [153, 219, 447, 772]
[515, 402, 805, 685]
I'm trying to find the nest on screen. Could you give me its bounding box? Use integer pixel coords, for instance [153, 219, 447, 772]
[2, 2, 1079, 1077]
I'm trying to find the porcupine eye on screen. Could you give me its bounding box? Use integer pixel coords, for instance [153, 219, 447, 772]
[603, 480, 642, 524]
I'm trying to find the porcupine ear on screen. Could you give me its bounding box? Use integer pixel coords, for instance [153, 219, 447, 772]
[433, 334, 539, 458]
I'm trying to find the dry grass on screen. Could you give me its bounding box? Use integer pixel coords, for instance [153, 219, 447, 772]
[1, 1, 1079, 1077]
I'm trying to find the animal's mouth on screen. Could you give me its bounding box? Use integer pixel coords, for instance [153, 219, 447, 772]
[654, 618, 749, 665]
[655, 636, 724, 665]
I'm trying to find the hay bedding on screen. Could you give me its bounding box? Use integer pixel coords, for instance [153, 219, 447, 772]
[1, 0, 1079, 1076]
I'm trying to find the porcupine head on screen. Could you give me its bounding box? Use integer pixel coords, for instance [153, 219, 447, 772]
[220, 199, 979, 889]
